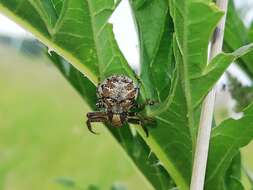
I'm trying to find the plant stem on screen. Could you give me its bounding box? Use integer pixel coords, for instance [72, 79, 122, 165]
[190, 0, 228, 190]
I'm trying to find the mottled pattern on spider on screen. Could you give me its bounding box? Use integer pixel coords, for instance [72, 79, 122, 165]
[86, 75, 155, 137]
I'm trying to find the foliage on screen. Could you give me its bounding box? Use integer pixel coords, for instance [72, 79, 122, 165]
[55, 177, 127, 190]
[224, 0, 253, 78]
[227, 72, 253, 112]
[1, 0, 253, 189]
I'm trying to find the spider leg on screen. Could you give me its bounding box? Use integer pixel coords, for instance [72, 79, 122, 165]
[133, 99, 158, 111]
[97, 76, 101, 84]
[128, 112, 155, 123]
[96, 98, 104, 109]
[127, 117, 149, 137]
[86, 120, 98, 134]
[86, 112, 108, 135]
[131, 69, 141, 84]
[127, 112, 138, 117]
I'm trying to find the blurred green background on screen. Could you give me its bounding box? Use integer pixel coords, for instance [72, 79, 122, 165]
[0, 42, 153, 190]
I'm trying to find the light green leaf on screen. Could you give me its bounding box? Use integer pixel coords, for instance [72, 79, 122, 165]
[224, 0, 248, 50]
[224, 0, 253, 78]
[168, 0, 223, 139]
[0, 0, 134, 84]
[205, 104, 253, 190]
[170, 0, 223, 78]
[191, 43, 253, 107]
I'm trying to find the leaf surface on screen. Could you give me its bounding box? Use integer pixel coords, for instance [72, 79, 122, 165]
[134, 0, 253, 189]
[224, 0, 253, 78]
[205, 104, 253, 190]
[49, 52, 174, 190]
[0, 0, 134, 83]
[224, 153, 244, 190]
[130, 0, 174, 101]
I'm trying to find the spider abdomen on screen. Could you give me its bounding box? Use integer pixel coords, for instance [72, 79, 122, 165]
[97, 75, 138, 113]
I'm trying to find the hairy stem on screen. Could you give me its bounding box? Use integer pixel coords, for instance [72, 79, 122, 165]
[190, 0, 228, 190]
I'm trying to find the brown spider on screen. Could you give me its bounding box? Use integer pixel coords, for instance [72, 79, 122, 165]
[86, 75, 155, 137]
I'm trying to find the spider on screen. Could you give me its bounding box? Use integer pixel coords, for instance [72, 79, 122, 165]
[86, 75, 155, 137]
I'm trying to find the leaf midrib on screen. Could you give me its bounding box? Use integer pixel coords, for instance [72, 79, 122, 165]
[136, 128, 190, 190]
[180, 0, 195, 151]
[206, 118, 253, 184]
[0, 3, 98, 84]
[86, 0, 102, 78]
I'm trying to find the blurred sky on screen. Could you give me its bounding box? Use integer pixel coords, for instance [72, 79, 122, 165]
[0, 0, 252, 79]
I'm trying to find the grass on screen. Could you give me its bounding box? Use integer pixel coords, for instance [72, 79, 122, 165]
[0, 44, 153, 190]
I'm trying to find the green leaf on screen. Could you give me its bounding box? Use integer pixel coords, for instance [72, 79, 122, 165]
[168, 0, 223, 139]
[141, 2, 224, 187]
[205, 104, 253, 190]
[87, 184, 100, 190]
[191, 43, 253, 107]
[224, 0, 249, 51]
[224, 0, 253, 78]
[55, 177, 76, 188]
[138, 0, 253, 189]
[0, 0, 134, 83]
[49, 52, 173, 190]
[130, 0, 174, 101]
[249, 23, 253, 42]
[224, 176, 244, 190]
[124, 0, 253, 189]
[225, 152, 244, 190]
[170, 0, 223, 78]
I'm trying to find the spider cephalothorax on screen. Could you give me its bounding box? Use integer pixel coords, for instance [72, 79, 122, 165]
[86, 75, 155, 137]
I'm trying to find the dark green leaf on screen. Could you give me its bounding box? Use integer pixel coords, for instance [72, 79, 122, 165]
[55, 177, 76, 188]
[130, 0, 173, 100]
[225, 152, 244, 190]
[87, 184, 100, 190]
